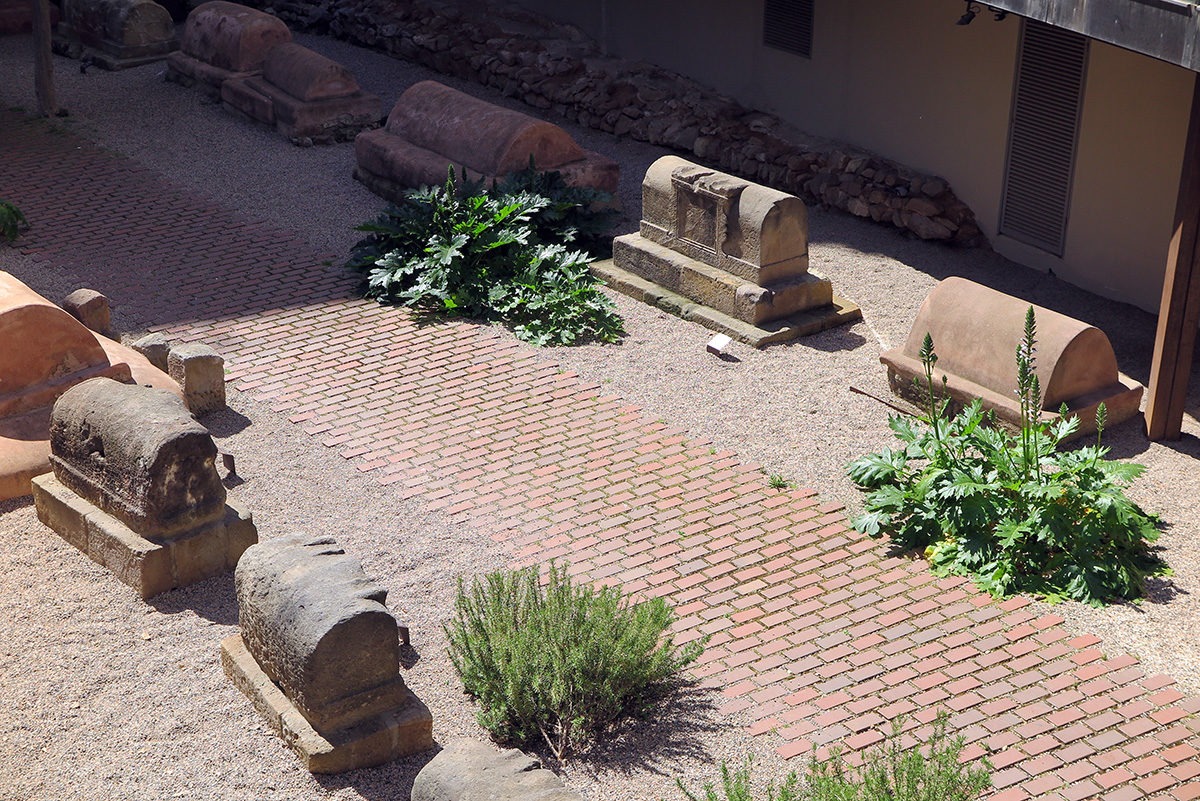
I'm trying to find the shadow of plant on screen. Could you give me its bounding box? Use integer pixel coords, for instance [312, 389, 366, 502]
[537, 677, 722, 776]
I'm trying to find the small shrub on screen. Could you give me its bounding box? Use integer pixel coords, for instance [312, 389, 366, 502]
[678, 713, 990, 801]
[0, 199, 26, 243]
[346, 167, 623, 345]
[846, 307, 1166, 606]
[445, 562, 703, 760]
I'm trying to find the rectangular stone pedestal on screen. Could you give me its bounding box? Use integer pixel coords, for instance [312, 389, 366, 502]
[31, 472, 256, 598]
[221, 633, 434, 773]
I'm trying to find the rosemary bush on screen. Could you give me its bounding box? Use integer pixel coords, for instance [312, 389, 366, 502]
[346, 167, 622, 345]
[445, 563, 703, 760]
[678, 714, 990, 801]
[847, 307, 1166, 606]
[0, 199, 26, 244]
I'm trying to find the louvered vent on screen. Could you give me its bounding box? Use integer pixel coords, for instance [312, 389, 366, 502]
[764, 0, 814, 59]
[999, 20, 1088, 256]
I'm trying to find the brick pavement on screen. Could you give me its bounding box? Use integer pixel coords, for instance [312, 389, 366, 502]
[3, 109, 1200, 799]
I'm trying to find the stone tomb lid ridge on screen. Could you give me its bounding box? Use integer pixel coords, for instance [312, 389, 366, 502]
[234, 534, 404, 733]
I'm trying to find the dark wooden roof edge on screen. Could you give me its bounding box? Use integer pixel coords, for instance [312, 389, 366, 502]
[985, 0, 1200, 72]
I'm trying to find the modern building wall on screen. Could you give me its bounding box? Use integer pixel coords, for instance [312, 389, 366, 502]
[513, 0, 1193, 312]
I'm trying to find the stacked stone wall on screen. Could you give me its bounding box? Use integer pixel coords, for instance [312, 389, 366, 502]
[253, 0, 985, 245]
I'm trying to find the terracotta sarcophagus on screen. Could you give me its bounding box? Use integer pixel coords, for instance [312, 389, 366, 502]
[165, 0, 291, 96]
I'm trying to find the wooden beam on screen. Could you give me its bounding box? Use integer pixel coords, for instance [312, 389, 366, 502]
[1146, 73, 1200, 440]
[30, 0, 57, 117]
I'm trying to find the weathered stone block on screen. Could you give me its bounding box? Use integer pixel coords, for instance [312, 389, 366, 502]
[227, 534, 431, 772]
[50, 377, 226, 540]
[880, 277, 1143, 436]
[353, 80, 618, 203]
[168, 342, 226, 415]
[62, 288, 111, 337]
[608, 156, 859, 342]
[221, 42, 380, 143]
[54, 0, 177, 70]
[131, 332, 171, 372]
[32, 474, 256, 599]
[165, 1, 291, 96]
[411, 738, 581, 801]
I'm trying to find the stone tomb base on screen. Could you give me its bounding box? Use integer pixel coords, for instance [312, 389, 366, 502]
[591, 257, 861, 348]
[220, 633, 433, 773]
[31, 472, 255, 598]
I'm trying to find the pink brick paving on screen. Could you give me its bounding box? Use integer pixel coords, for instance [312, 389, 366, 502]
[3, 109, 1200, 799]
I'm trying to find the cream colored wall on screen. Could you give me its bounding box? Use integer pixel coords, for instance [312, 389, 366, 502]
[512, 0, 1193, 312]
[1050, 42, 1192, 312]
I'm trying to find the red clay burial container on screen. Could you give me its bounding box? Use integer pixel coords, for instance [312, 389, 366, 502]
[165, 0, 291, 97]
[0, 271, 178, 499]
[221, 42, 381, 143]
[353, 80, 619, 202]
[880, 276, 1143, 437]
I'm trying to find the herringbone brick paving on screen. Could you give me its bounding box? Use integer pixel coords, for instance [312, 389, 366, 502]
[2, 109, 1199, 799]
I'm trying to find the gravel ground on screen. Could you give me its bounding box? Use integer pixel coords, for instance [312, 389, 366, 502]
[2, 21, 1200, 801]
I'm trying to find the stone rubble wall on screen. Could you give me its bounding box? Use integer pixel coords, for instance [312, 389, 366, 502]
[251, 0, 985, 246]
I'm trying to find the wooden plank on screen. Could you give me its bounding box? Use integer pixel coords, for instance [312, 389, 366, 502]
[1146, 73, 1200, 440]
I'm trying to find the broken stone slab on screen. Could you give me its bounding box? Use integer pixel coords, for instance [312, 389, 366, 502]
[221, 42, 381, 143]
[131, 332, 171, 372]
[49, 377, 227, 540]
[607, 155, 860, 340]
[353, 80, 618, 203]
[165, 1, 292, 97]
[53, 0, 177, 70]
[0, 271, 178, 500]
[167, 342, 226, 415]
[411, 738, 581, 801]
[880, 277, 1143, 437]
[33, 377, 256, 598]
[224, 534, 430, 772]
[62, 288, 111, 337]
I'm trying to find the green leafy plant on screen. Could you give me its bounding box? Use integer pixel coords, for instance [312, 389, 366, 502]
[346, 167, 622, 345]
[445, 562, 703, 760]
[846, 307, 1166, 606]
[678, 713, 990, 801]
[768, 474, 792, 490]
[490, 159, 619, 257]
[0, 199, 26, 244]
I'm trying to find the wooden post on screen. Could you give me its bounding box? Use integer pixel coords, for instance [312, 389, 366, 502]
[1146, 72, 1200, 440]
[29, 0, 58, 117]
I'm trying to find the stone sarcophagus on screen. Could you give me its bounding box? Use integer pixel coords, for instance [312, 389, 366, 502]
[880, 277, 1143, 436]
[165, 1, 292, 97]
[221, 42, 381, 143]
[0, 272, 176, 500]
[353, 80, 619, 202]
[222, 535, 431, 773]
[54, 0, 177, 69]
[31, 378, 256, 598]
[597, 156, 860, 346]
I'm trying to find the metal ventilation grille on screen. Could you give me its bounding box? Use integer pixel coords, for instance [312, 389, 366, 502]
[999, 20, 1088, 256]
[763, 0, 814, 59]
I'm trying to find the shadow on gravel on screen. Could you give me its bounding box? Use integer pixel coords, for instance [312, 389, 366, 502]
[1141, 575, 1189, 606]
[203, 407, 252, 438]
[313, 746, 439, 801]
[150, 572, 238, 625]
